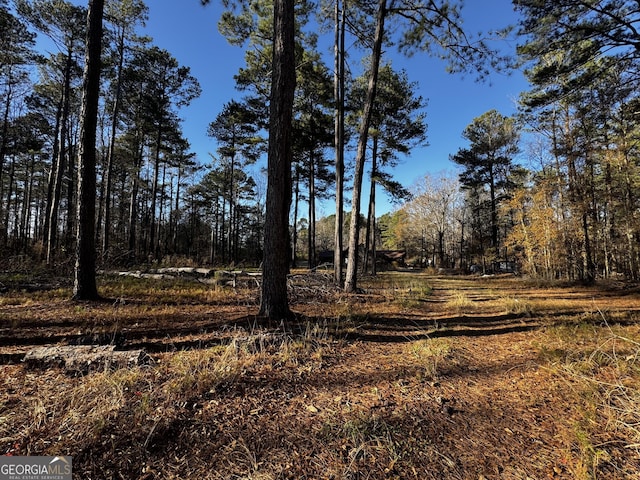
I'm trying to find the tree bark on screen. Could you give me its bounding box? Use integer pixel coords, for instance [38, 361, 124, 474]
[291, 166, 300, 267]
[0, 74, 12, 244]
[258, 0, 295, 320]
[73, 0, 104, 300]
[4, 158, 15, 245]
[41, 90, 63, 257]
[363, 136, 378, 275]
[344, 0, 386, 293]
[308, 151, 316, 268]
[149, 123, 162, 260]
[333, 0, 346, 286]
[45, 49, 73, 265]
[101, 32, 125, 260]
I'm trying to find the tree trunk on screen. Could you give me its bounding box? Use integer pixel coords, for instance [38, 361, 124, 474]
[0, 75, 12, 244]
[220, 187, 227, 261]
[157, 162, 167, 259]
[45, 47, 74, 265]
[258, 0, 295, 321]
[333, 0, 346, 286]
[101, 29, 126, 261]
[228, 153, 236, 264]
[581, 211, 595, 284]
[370, 190, 377, 275]
[73, 0, 104, 301]
[149, 124, 162, 260]
[365, 169, 378, 276]
[291, 166, 300, 267]
[172, 166, 182, 253]
[22, 154, 36, 250]
[17, 154, 31, 248]
[41, 91, 63, 255]
[488, 162, 498, 250]
[65, 120, 76, 250]
[308, 152, 316, 268]
[4, 157, 15, 245]
[344, 0, 386, 293]
[309, 191, 316, 270]
[363, 136, 378, 275]
[127, 154, 140, 255]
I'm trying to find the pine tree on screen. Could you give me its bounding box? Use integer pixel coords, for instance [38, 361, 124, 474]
[451, 110, 520, 256]
[73, 0, 104, 300]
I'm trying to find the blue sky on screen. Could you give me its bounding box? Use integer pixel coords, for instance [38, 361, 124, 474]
[38, 0, 529, 215]
[141, 0, 531, 215]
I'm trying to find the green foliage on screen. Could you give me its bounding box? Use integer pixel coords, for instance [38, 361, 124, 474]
[452, 109, 520, 192]
[516, 0, 640, 105]
[396, 0, 514, 80]
[451, 109, 522, 253]
[0, 1, 36, 68]
[15, 0, 86, 48]
[514, 0, 640, 281]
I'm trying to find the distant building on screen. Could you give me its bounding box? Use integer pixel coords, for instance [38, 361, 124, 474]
[316, 249, 406, 269]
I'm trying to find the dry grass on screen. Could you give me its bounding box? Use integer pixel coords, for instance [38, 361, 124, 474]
[501, 295, 536, 315]
[446, 290, 477, 312]
[1, 272, 640, 478]
[535, 319, 640, 479]
[407, 338, 453, 382]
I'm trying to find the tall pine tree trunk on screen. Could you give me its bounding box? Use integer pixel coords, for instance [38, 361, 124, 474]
[259, 0, 295, 321]
[308, 152, 316, 268]
[22, 155, 36, 250]
[291, 166, 300, 267]
[65, 123, 76, 251]
[363, 136, 378, 275]
[333, 0, 346, 286]
[127, 149, 142, 256]
[148, 125, 162, 260]
[4, 158, 15, 246]
[101, 29, 126, 261]
[73, 0, 104, 300]
[0, 76, 12, 245]
[41, 93, 63, 256]
[45, 51, 73, 265]
[344, 0, 386, 293]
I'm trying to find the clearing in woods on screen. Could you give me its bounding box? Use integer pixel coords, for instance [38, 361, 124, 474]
[1, 271, 639, 479]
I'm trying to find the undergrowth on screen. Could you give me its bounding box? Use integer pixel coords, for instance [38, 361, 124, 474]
[4, 272, 640, 478]
[537, 319, 640, 479]
[446, 291, 476, 312]
[407, 338, 453, 382]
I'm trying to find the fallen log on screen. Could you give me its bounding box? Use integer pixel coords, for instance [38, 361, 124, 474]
[117, 271, 175, 280]
[23, 345, 150, 373]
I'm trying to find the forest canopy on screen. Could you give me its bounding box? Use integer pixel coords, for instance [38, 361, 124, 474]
[1, 0, 639, 287]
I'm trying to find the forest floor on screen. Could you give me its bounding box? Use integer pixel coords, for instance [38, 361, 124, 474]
[1, 269, 640, 479]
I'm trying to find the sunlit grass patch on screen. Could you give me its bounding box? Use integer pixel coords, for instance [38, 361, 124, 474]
[164, 343, 247, 399]
[407, 337, 453, 381]
[270, 324, 328, 368]
[501, 295, 535, 316]
[0, 295, 31, 306]
[388, 281, 433, 309]
[15, 342, 254, 454]
[99, 273, 259, 306]
[446, 291, 476, 312]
